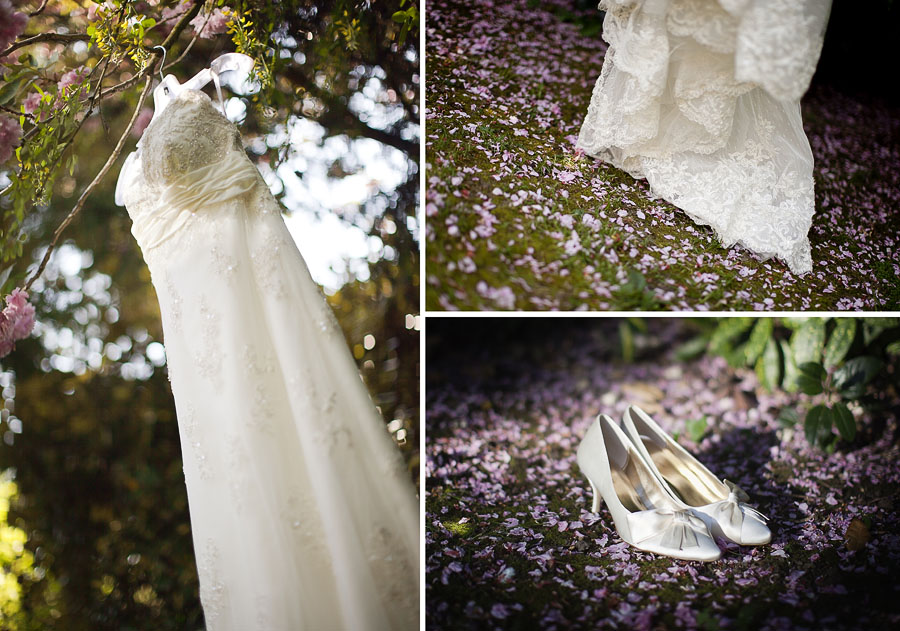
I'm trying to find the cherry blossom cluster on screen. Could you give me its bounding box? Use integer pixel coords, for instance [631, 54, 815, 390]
[0, 288, 35, 358]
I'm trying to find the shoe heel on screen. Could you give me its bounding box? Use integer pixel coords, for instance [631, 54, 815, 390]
[589, 480, 604, 513]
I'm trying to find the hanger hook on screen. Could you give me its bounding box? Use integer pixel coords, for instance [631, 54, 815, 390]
[152, 45, 167, 82]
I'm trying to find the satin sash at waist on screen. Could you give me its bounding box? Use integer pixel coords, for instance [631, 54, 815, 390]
[132, 150, 259, 251]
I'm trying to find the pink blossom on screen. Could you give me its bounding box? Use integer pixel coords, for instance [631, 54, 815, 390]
[0, 0, 28, 52]
[21, 91, 42, 115]
[58, 67, 88, 93]
[0, 116, 22, 164]
[86, 2, 102, 21]
[0, 328, 13, 357]
[189, 8, 230, 39]
[0, 288, 36, 357]
[131, 107, 153, 138]
[5, 288, 27, 310]
[161, 1, 190, 21]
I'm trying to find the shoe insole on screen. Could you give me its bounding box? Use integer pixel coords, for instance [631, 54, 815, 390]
[610, 449, 680, 514]
[644, 439, 727, 507]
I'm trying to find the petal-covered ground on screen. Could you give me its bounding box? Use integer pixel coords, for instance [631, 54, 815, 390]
[425, 0, 900, 311]
[425, 319, 900, 629]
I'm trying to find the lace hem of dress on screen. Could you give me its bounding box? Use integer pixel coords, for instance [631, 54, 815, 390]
[577, 0, 827, 274]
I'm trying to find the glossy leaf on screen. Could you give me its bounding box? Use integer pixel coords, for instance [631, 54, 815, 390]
[780, 339, 799, 392]
[709, 317, 753, 355]
[834, 355, 883, 399]
[862, 317, 899, 345]
[0, 76, 25, 106]
[619, 320, 634, 363]
[797, 362, 825, 395]
[756, 337, 781, 391]
[777, 407, 800, 427]
[685, 417, 707, 443]
[791, 318, 825, 366]
[805, 404, 830, 446]
[674, 335, 707, 361]
[823, 318, 856, 368]
[832, 402, 856, 442]
[744, 317, 773, 365]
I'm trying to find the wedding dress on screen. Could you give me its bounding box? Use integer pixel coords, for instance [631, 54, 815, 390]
[577, 0, 832, 274]
[117, 60, 419, 630]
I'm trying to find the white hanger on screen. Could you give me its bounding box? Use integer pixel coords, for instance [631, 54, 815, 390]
[115, 50, 255, 206]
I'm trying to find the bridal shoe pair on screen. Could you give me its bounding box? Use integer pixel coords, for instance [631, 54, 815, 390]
[577, 405, 770, 562]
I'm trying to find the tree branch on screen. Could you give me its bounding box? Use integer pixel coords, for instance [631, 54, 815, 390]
[91, 1, 204, 102]
[0, 33, 90, 60]
[28, 0, 50, 17]
[283, 66, 418, 156]
[19, 3, 208, 289]
[19, 4, 206, 290]
[0, 4, 204, 208]
[24, 76, 154, 292]
[371, 10, 418, 128]
[164, 9, 211, 71]
[0, 104, 34, 120]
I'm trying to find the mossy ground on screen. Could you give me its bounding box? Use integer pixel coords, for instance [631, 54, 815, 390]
[425, 0, 900, 311]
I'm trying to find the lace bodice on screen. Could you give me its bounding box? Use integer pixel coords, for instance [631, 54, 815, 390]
[141, 90, 244, 187]
[121, 88, 262, 258]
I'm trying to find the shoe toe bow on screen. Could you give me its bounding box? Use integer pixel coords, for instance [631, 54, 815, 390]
[711, 480, 771, 545]
[631, 508, 720, 561]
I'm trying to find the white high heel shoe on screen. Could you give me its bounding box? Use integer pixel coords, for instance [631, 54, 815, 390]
[621, 405, 771, 546]
[577, 414, 721, 562]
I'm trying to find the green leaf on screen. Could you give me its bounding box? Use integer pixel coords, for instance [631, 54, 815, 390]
[626, 316, 647, 333]
[0, 265, 13, 292]
[834, 356, 883, 399]
[392, 10, 408, 23]
[674, 335, 707, 362]
[619, 320, 634, 363]
[796, 375, 823, 395]
[726, 345, 747, 369]
[862, 317, 899, 345]
[624, 269, 646, 291]
[756, 337, 781, 391]
[791, 318, 826, 366]
[780, 339, 799, 392]
[744, 318, 774, 366]
[798, 362, 826, 382]
[782, 317, 808, 330]
[777, 407, 800, 427]
[0, 76, 25, 106]
[832, 402, 856, 442]
[797, 362, 825, 395]
[805, 404, 831, 447]
[141, 18, 157, 29]
[823, 319, 856, 369]
[886, 340, 900, 356]
[685, 417, 707, 443]
[709, 317, 754, 355]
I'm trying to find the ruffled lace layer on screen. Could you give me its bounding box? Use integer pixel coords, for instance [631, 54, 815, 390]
[577, 0, 832, 274]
